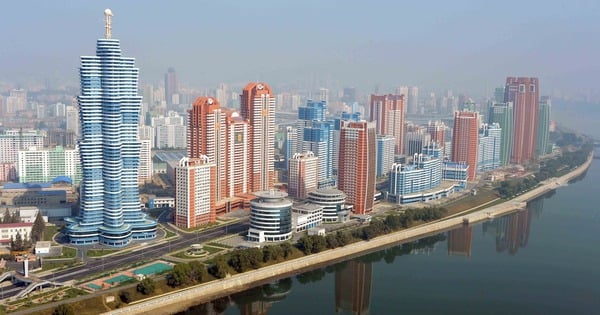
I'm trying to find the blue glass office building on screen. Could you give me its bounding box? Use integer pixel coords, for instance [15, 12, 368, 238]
[296, 100, 335, 187]
[65, 11, 157, 246]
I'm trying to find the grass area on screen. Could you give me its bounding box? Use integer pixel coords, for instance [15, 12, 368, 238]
[165, 229, 177, 239]
[171, 245, 225, 259]
[87, 248, 120, 257]
[62, 246, 77, 258]
[42, 225, 60, 242]
[4, 288, 87, 314]
[41, 260, 79, 271]
[442, 188, 499, 215]
[184, 222, 220, 232]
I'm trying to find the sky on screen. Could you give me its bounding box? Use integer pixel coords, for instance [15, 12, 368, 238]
[1, 0, 599, 97]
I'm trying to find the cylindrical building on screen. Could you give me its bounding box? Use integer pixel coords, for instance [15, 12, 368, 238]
[248, 190, 292, 242]
[308, 188, 348, 223]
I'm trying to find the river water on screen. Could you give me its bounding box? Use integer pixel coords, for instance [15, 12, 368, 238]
[177, 102, 600, 315]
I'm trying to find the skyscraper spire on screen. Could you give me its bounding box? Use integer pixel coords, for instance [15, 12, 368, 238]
[104, 8, 113, 39]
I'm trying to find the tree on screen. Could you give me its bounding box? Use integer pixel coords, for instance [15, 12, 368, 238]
[2, 208, 10, 224]
[167, 263, 191, 287]
[325, 234, 339, 249]
[209, 256, 229, 279]
[119, 291, 131, 303]
[279, 242, 294, 258]
[11, 231, 26, 251]
[31, 211, 45, 243]
[52, 304, 75, 315]
[137, 277, 156, 295]
[188, 260, 208, 283]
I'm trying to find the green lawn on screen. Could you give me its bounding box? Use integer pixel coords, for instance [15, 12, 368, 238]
[443, 188, 499, 215]
[43, 225, 60, 242]
[62, 246, 77, 258]
[165, 229, 177, 238]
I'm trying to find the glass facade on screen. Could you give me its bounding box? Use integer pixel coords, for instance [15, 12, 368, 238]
[65, 35, 157, 247]
[248, 191, 293, 242]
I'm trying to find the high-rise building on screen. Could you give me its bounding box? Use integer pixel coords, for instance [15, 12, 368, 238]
[296, 100, 335, 187]
[18, 146, 82, 184]
[65, 9, 157, 246]
[0, 129, 45, 165]
[369, 94, 405, 155]
[338, 121, 376, 214]
[319, 88, 329, 111]
[174, 156, 216, 228]
[139, 139, 152, 183]
[537, 96, 551, 156]
[452, 111, 479, 180]
[288, 151, 318, 199]
[376, 135, 395, 177]
[283, 126, 296, 170]
[224, 110, 249, 197]
[151, 111, 186, 149]
[494, 86, 505, 103]
[241, 82, 276, 192]
[427, 120, 446, 149]
[478, 123, 502, 171]
[65, 106, 80, 136]
[407, 86, 419, 115]
[488, 102, 514, 166]
[505, 77, 539, 164]
[188, 96, 227, 201]
[404, 129, 431, 157]
[6, 89, 27, 114]
[342, 87, 357, 104]
[164, 67, 179, 106]
[388, 154, 444, 204]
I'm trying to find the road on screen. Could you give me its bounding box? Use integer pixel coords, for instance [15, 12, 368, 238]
[0, 219, 249, 299]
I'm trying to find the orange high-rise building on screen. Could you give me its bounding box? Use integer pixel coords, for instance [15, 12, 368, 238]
[452, 111, 479, 180]
[174, 156, 216, 228]
[224, 109, 249, 197]
[505, 77, 539, 164]
[338, 121, 376, 214]
[369, 94, 405, 155]
[240, 82, 275, 192]
[427, 120, 446, 146]
[188, 96, 227, 201]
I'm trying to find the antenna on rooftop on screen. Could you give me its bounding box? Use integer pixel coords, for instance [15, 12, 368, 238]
[104, 8, 113, 39]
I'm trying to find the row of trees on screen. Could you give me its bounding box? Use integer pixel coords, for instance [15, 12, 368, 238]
[496, 141, 593, 198]
[165, 242, 297, 289]
[297, 207, 447, 254]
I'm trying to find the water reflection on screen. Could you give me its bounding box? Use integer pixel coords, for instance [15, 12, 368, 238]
[335, 261, 372, 315]
[447, 225, 472, 257]
[482, 197, 543, 255]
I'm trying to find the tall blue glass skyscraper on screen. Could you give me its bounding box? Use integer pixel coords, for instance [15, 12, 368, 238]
[66, 10, 157, 247]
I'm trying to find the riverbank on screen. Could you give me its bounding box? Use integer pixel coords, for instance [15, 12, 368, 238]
[102, 152, 594, 315]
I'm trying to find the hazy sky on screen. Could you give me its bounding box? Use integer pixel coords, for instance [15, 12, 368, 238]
[1, 0, 599, 96]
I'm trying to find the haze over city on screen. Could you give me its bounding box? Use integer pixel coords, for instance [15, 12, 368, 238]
[2, 0, 600, 99]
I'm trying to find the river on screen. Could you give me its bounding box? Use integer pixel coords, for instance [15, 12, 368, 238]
[176, 101, 600, 315]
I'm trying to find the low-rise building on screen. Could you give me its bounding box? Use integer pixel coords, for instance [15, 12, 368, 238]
[0, 222, 33, 246]
[307, 188, 350, 223]
[247, 190, 292, 243]
[292, 202, 323, 232]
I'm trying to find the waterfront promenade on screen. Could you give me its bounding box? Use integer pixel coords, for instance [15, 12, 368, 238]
[103, 153, 594, 315]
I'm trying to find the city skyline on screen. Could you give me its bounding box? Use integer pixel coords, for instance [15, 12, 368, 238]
[1, 1, 600, 99]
